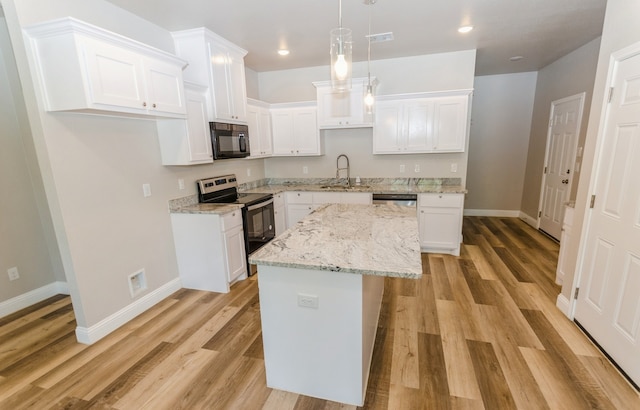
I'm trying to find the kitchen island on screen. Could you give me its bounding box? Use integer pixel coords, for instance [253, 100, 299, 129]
[249, 203, 421, 406]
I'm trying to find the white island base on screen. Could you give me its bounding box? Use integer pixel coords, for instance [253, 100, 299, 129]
[258, 264, 384, 406]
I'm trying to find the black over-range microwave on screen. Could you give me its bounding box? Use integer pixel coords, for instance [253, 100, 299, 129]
[210, 122, 250, 159]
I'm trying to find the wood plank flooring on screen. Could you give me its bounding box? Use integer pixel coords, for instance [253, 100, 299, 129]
[1, 217, 638, 409]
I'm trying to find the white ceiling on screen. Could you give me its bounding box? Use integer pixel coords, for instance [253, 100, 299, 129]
[105, 0, 606, 76]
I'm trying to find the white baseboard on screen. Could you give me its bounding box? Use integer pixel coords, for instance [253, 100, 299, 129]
[75, 278, 182, 345]
[463, 209, 520, 217]
[0, 281, 69, 319]
[519, 211, 539, 229]
[556, 293, 571, 318]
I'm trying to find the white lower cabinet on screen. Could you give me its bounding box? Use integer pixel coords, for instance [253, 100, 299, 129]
[418, 193, 464, 256]
[273, 193, 287, 236]
[171, 209, 247, 293]
[285, 191, 372, 228]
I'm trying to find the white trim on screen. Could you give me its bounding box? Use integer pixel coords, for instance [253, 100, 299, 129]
[0, 281, 69, 318]
[463, 209, 520, 217]
[519, 211, 539, 229]
[75, 278, 181, 345]
[570, 41, 640, 320]
[556, 293, 571, 317]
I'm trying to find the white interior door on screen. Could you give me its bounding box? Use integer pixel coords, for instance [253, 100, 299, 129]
[539, 94, 585, 240]
[574, 49, 640, 387]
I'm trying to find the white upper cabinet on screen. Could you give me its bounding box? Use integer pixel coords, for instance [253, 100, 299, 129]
[271, 103, 321, 156]
[24, 17, 187, 118]
[172, 28, 248, 124]
[157, 82, 213, 165]
[247, 99, 273, 158]
[373, 90, 471, 154]
[313, 78, 375, 129]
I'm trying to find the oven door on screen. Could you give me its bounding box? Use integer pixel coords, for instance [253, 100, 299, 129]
[245, 198, 276, 257]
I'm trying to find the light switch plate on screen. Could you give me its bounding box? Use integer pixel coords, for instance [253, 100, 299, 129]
[142, 183, 151, 197]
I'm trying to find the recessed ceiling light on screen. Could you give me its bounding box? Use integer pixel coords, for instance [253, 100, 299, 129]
[278, 49, 290, 56]
[509, 55, 524, 62]
[458, 26, 473, 34]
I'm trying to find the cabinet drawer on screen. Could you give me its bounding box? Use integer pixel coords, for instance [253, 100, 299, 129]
[286, 191, 313, 204]
[221, 209, 243, 231]
[419, 193, 464, 208]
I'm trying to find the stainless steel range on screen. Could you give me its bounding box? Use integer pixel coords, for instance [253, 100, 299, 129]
[197, 175, 275, 275]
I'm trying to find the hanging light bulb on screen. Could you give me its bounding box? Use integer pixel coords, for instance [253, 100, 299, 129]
[364, 0, 375, 114]
[330, 0, 352, 91]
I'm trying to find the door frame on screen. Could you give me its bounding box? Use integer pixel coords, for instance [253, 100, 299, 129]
[536, 92, 586, 234]
[568, 41, 640, 319]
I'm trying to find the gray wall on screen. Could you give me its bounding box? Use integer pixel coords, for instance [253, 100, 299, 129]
[259, 50, 477, 184]
[465, 72, 538, 213]
[0, 15, 61, 303]
[520, 38, 601, 220]
[1, 0, 265, 326]
[561, 0, 640, 301]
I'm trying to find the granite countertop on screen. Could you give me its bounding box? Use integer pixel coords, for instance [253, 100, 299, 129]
[249, 203, 422, 279]
[170, 203, 243, 215]
[241, 177, 466, 195]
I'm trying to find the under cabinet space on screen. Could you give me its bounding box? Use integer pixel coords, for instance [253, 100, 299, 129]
[25, 17, 187, 118]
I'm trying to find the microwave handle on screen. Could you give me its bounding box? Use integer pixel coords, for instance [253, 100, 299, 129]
[247, 198, 274, 211]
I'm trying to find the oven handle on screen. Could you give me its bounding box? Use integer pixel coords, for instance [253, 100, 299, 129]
[247, 197, 274, 211]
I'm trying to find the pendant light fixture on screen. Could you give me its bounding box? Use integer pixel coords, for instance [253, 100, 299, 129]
[330, 0, 352, 91]
[364, 0, 375, 113]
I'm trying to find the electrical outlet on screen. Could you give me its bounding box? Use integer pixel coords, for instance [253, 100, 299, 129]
[7, 267, 19, 281]
[247, 168, 251, 177]
[178, 179, 185, 190]
[400, 164, 405, 173]
[451, 163, 458, 173]
[142, 183, 152, 197]
[414, 164, 420, 173]
[303, 166, 308, 174]
[297, 293, 319, 309]
[128, 269, 147, 298]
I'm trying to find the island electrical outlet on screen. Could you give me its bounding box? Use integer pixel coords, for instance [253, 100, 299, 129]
[298, 293, 319, 309]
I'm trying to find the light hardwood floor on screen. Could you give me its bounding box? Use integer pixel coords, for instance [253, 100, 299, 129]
[1, 217, 638, 409]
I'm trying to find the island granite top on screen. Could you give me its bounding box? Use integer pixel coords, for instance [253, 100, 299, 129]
[249, 203, 422, 279]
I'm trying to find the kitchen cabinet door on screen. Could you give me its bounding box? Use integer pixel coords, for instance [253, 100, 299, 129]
[418, 193, 464, 256]
[224, 224, 247, 283]
[157, 82, 213, 165]
[172, 28, 248, 123]
[314, 78, 373, 129]
[404, 99, 432, 152]
[26, 18, 187, 118]
[373, 101, 403, 153]
[247, 101, 273, 158]
[431, 96, 468, 152]
[271, 105, 321, 156]
[286, 204, 315, 228]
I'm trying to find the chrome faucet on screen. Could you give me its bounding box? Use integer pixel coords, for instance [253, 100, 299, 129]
[336, 154, 350, 187]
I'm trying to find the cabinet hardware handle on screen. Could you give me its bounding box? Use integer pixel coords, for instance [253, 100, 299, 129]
[142, 102, 147, 107]
[152, 103, 157, 108]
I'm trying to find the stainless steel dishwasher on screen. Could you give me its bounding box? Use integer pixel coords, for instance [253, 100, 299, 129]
[372, 193, 417, 207]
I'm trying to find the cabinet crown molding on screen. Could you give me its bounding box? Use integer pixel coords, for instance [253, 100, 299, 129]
[170, 27, 248, 56]
[376, 88, 473, 102]
[24, 17, 187, 68]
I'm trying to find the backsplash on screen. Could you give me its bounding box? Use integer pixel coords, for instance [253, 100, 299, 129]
[237, 177, 462, 191]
